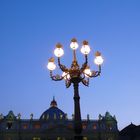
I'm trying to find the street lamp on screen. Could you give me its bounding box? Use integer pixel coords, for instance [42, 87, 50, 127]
[47, 38, 104, 140]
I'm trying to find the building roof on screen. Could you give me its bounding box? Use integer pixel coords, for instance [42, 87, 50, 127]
[40, 97, 66, 120]
[120, 123, 140, 138]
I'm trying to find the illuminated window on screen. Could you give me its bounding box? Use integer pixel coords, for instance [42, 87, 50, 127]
[32, 137, 40, 140]
[34, 124, 41, 129]
[68, 124, 72, 129]
[23, 124, 28, 129]
[60, 113, 63, 119]
[57, 137, 65, 140]
[82, 124, 87, 129]
[108, 138, 113, 140]
[83, 137, 88, 140]
[93, 124, 97, 129]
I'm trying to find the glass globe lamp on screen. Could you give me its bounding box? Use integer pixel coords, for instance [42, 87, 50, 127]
[94, 51, 104, 65]
[81, 40, 91, 55]
[54, 43, 64, 57]
[62, 72, 70, 80]
[70, 38, 79, 50]
[47, 57, 56, 71]
[84, 66, 92, 77]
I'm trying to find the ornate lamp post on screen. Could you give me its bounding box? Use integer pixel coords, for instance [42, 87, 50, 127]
[47, 38, 104, 140]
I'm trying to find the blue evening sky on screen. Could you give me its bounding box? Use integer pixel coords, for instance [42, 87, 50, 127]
[0, 0, 140, 130]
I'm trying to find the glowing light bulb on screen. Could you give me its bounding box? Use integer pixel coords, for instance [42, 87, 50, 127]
[47, 57, 56, 71]
[81, 40, 90, 55]
[84, 66, 92, 77]
[62, 72, 70, 80]
[54, 43, 64, 57]
[70, 38, 79, 50]
[94, 51, 104, 65]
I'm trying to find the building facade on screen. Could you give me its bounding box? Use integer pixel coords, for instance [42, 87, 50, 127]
[0, 98, 119, 140]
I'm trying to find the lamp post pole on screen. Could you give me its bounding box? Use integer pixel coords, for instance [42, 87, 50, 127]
[73, 82, 82, 140]
[47, 38, 104, 140]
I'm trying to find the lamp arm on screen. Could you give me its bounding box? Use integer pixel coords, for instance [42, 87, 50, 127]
[65, 80, 71, 88]
[50, 71, 64, 81]
[82, 78, 89, 87]
[86, 65, 101, 78]
[58, 57, 68, 72]
[80, 55, 88, 73]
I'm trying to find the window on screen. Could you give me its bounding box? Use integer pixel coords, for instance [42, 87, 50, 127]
[34, 124, 41, 129]
[107, 124, 112, 130]
[46, 114, 49, 120]
[42, 115, 45, 119]
[108, 138, 113, 140]
[93, 124, 97, 130]
[60, 113, 63, 119]
[68, 124, 73, 129]
[83, 137, 88, 140]
[54, 113, 56, 119]
[57, 137, 61, 140]
[82, 124, 87, 129]
[33, 137, 40, 140]
[23, 124, 28, 129]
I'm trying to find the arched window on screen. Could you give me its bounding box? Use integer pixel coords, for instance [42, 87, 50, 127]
[42, 115, 45, 119]
[46, 114, 49, 120]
